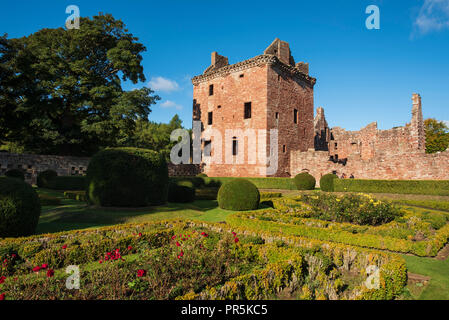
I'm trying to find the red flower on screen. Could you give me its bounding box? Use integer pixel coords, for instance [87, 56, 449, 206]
[0, 293, 5, 301]
[0, 276, 5, 284]
[128, 246, 133, 251]
[41, 264, 48, 269]
[137, 269, 146, 277]
[176, 242, 181, 247]
[62, 244, 67, 249]
[47, 269, 54, 278]
[11, 254, 17, 259]
[99, 260, 103, 264]
[32, 266, 41, 272]
[232, 232, 236, 236]
[234, 238, 239, 243]
[138, 232, 142, 237]
[171, 235, 176, 240]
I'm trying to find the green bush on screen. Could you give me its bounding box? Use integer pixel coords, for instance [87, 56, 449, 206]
[197, 173, 208, 177]
[168, 181, 195, 203]
[194, 188, 218, 200]
[86, 147, 169, 207]
[294, 172, 316, 190]
[36, 170, 57, 188]
[334, 179, 449, 196]
[320, 174, 338, 192]
[171, 176, 296, 190]
[217, 178, 260, 211]
[0, 177, 41, 238]
[5, 169, 25, 181]
[46, 176, 86, 191]
[64, 191, 87, 202]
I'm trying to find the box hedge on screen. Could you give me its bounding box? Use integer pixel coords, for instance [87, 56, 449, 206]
[171, 176, 296, 190]
[218, 178, 260, 211]
[335, 179, 449, 196]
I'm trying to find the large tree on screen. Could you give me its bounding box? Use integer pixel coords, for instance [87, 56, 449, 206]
[425, 118, 449, 154]
[127, 114, 185, 160]
[0, 14, 159, 156]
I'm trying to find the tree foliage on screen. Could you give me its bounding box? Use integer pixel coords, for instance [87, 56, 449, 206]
[425, 118, 449, 154]
[0, 14, 159, 156]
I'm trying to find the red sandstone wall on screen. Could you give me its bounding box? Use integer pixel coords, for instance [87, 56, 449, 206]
[193, 65, 269, 177]
[267, 65, 314, 177]
[291, 149, 449, 185]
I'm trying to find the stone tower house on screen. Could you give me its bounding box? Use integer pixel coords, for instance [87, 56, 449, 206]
[191, 38, 316, 177]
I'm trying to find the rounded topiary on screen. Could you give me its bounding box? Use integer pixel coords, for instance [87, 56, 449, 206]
[5, 169, 25, 181]
[86, 147, 169, 207]
[168, 181, 195, 203]
[320, 173, 338, 192]
[0, 177, 41, 238]
[37, 169, 58, 188]
[294, 172, 316, 190]
[217, 178, 260, 211]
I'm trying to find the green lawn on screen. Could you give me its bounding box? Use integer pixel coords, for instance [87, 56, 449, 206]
[402, 254, 449, 300]
[36, 189, 235, 234]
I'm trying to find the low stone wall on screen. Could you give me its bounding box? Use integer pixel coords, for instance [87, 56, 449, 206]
[0, 152, 202, 184]
[168, 163, 203, 176]
[0, 152, 90, 184]
[290, 149, 449, 185]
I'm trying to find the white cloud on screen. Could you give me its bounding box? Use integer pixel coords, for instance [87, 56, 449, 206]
[443, 120, 449, 127]
[148, 76, 180, 92]
[160, 100, 183, 110]
[414, 0, 449, 35]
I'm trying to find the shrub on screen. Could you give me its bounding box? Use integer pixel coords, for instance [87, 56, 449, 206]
[334, 179, 449, 196]
[5, 169, 25, 181]
[46, 176, 86, 191]
[86, 147, 169, 207]
[294, 172, 316, 190]
[39, 194, 61, 206]
[36, 170, 57, 188]
[64, 191, 87, 202]
[171, 176, 296, 190]
[0, 177, 41, 238]
[168, 181, 195, 203]
[217, 178, 260, 211]
[197, 173, 208, 177]
[320, 174, 338, 192]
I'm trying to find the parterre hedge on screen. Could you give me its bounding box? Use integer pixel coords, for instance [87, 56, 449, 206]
[171, 176, 297, 190]
[46, 176, 86, 191]
[227, 196, 449, 257]
[0, 219, 407, 300]
[335, 179, 449, 196]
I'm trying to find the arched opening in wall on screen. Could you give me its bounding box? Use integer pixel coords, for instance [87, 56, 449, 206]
[232, 137, 238, 156]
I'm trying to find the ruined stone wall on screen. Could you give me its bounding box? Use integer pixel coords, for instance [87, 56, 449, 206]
[0, 152, 90, 184]
[329, 94, 425, 161]
[291, 149, 449, 184]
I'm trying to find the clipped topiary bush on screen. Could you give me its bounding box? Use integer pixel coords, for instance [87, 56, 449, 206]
[168, 180, 195, 203]
[0, 177, 41, 237]
[320, 173, 338, 192]
[86, 147, 169, 207]
[294, 172, 316, 190]
[217, 178, 260, 211]
[37, 169, 58, 188]
[5, 169, 25, 181]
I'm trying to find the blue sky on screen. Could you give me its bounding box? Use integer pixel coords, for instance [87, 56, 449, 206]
[1, 0, 448, 130]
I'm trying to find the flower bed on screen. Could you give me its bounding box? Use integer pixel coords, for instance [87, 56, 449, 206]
[0, 219, 406, 300]
[227, 195, 449, 257]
